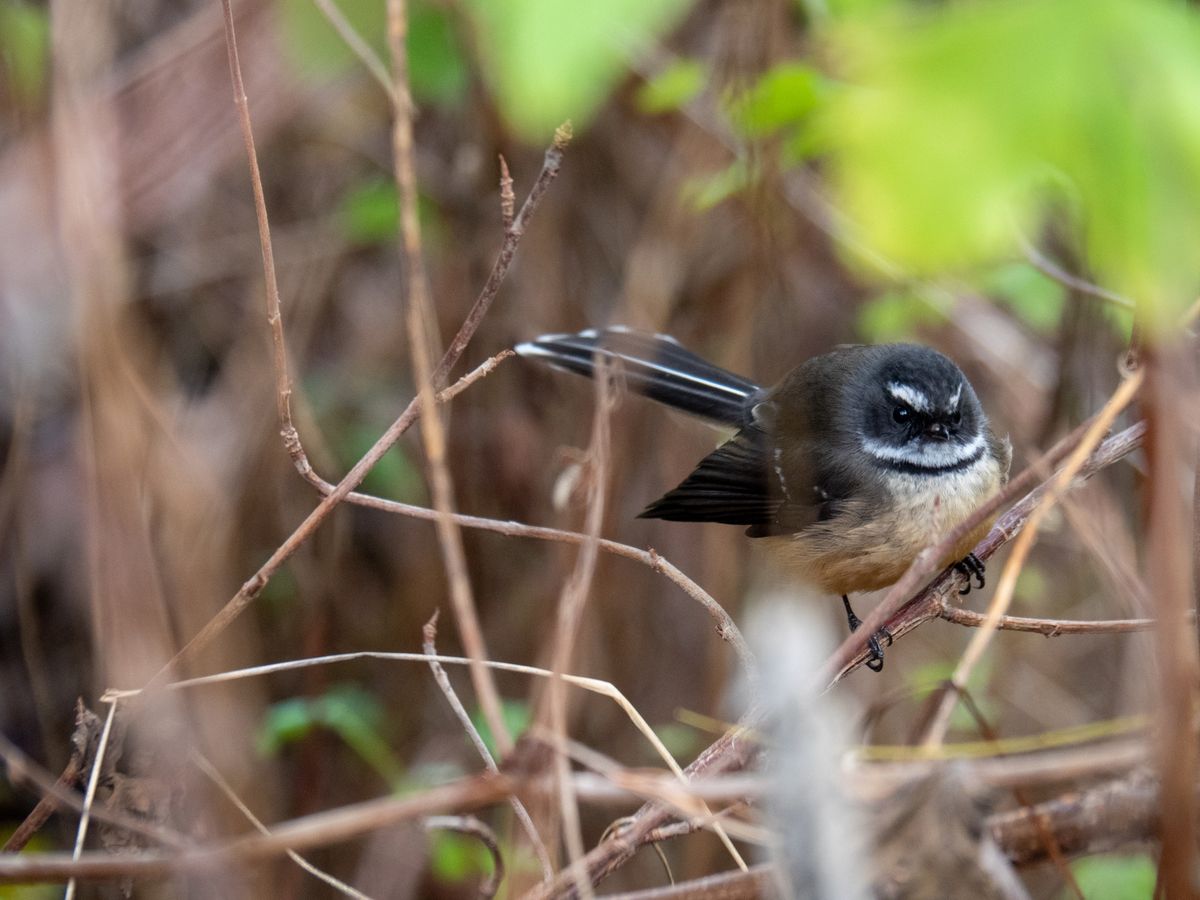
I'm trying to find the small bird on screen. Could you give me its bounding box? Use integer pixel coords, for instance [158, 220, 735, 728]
[516, 327, 1010, 671]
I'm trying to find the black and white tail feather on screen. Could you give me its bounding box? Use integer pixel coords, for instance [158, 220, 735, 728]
[516, 327, 783, 527]
[515, 327, 759, 426]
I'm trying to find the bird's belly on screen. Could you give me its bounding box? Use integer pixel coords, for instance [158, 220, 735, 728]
[768, 460, 1004, 595]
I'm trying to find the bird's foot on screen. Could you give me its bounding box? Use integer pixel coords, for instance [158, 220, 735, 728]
[954, 553, 986, 595]
[842, 595, 893, 673]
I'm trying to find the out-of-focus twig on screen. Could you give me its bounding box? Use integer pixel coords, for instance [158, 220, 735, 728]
[339, 491, 755, 676]
[2, 701, 99, 853]
[937, 606, 1160, 635]
[545, 362, 613, 900]
[425, 816, 505, 900]
[1143, 345, 1200, 897]
[1018, 236, 1135, 310]
[193, 751, 372, 899]
[386, 0, 511, 759]
[312, 0, 394, 100]
[423, 613, 553, 881]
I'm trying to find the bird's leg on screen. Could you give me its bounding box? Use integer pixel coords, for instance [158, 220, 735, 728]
[953, 553, 987, 595]
[842, 595, 891, 673]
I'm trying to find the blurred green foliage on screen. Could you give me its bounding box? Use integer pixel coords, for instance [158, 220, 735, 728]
[635, 58, 706, 115]
[338, 179, 446, 249]
[977, 263, 1066, 335]
[682, 160, 753, 212]
[727, 62, 826, 163]
[0, 830, 57, 900]
[341, 420, 428, 501]
[1062, 853, 1156, 899]
[823, 0, 1200, 324]
[907, 657, 996, 733]
[258, 683, 405, 788]
[0, 2, 48, 110]
[340, 179, 400, 244]
[856, 290, 946, 343]
[464, 0, 693, 141]
[281, 0, 467, 106]
[429, 829, 496, 886]
[469, 698, 531, 758]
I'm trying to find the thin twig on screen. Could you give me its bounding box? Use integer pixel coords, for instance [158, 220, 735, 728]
[387, 0, 511, 758]
[0, 775, 513, 883]
[425, 816, 505, 900]
[499, 156, 515, 232]
[63, 700, 117, 900]
[144, 102, 568, 687]
[920, 369, 1144, 747]
[218, 0, 303, 480]
[2, 700, 99, 853]
[318, 485, 755, 677]
[1018, 236, 1135, 310]
[937, 605, 1159, 635]
[0, 728, 184, 851]
[311, 0, 395, 100]
[422, 613, 554, 881]
[193, 751, 372, 899]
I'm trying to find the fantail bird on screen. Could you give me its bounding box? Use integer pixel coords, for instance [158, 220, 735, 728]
[515, 327, 1011, 671]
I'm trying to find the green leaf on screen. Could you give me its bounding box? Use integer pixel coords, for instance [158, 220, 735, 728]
[465, 0, 695, 141]
[257, 686, 404, 789]
[0, 3, 49, 109]
[636, 58, 706, 115]
[728, 62, 823, 137]
[1062, 854, 1156, 900]
[469, 699, 531, 758]
[823, 0, 1200, 326]
[314, 685, 405, 788]
[257, 698, 317, 755]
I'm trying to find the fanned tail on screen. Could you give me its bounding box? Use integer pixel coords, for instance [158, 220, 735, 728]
[515, 326, 760, 426]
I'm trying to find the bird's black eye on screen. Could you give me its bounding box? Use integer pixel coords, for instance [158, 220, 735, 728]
[892, 405, 911, 424]
[951, 410, 962, 426]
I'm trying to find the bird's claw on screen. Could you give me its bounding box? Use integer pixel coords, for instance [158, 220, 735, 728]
[954, 553, 986, 594]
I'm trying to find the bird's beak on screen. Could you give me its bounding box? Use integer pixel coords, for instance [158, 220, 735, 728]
[925, 422, 950, 441]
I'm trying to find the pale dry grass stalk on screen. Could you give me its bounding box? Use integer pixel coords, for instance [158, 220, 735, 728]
[545, 365, 612, 900]
[63, 699, 117, 900]
[385, 0, 512, 756]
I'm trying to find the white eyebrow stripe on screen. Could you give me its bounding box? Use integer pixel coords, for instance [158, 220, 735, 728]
[886, 381, 932, 412]
[860, 431, 986, 469]
[948, 383, 963, 411]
